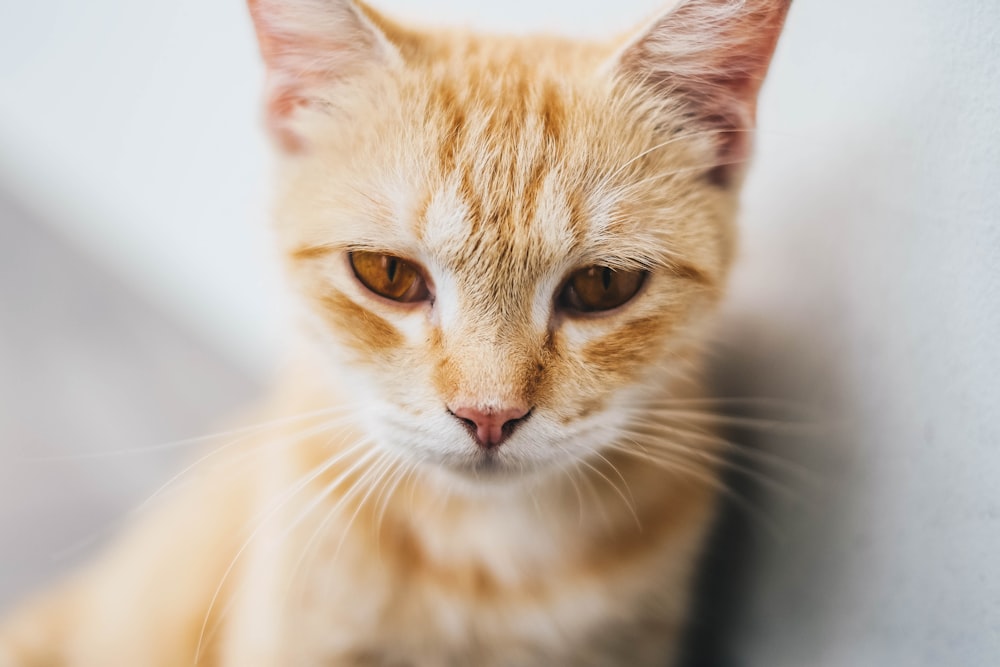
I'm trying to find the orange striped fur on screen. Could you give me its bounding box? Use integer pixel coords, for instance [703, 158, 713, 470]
[0, 1, 790, 664]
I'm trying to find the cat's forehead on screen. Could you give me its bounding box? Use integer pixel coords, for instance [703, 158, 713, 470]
[290, 39, 724, 289]
[415, 171, 579, 276]
[388, 64, 657, 279]
[413, 70, 588, 269]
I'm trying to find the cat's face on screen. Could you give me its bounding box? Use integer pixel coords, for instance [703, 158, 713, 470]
[250, 0, 788, 483]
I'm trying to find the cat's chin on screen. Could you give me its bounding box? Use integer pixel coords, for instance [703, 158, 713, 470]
[420, 451, 559, 493]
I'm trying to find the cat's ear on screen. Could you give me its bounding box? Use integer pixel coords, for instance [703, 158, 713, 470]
[609, 0, 791, 186]
[247, 0, 402, 151]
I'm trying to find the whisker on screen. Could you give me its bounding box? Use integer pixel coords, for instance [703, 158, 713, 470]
[322, 454, 402, 600]
[24, 406, 348, 462]
[639, 408, 819, 435]
[592, 450, 638, 508]
[608, 439, 784, 539]
[373, 461, 416, 562]
[617, 426, 802, 498]
[599, 127, 752, 189]
[199, 435, 375, 651]
[138, 413, 359, 516]
[561, 465, 587, 528]
[622, 417, 814, 482]
[289, 451, 398, 610]
[277, 444, 385, 613]
[572, 459, 612, 529]
[634, 394, 813, 414]
[576, 456, 641, 531]
[192, 438, 373, 665]
[525, 460, 544, 520]
[49, 413, 360, 564]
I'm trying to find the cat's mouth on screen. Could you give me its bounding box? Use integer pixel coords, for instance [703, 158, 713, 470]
[431, 446, 527, 482]
[470, 453, 503, 474]
[377, 409, 581, 483]
[454, 447, 510, 475]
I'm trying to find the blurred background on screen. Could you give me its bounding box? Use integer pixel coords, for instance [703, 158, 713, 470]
[0, 0, 997, 665]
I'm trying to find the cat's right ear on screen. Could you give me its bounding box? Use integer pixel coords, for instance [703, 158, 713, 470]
[606, 0, 791, 186]
[247, 0, 402, 151]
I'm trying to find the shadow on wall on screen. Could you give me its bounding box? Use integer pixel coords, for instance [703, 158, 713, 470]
[675, 145, 881, 664]
[677, 320, 855, 667]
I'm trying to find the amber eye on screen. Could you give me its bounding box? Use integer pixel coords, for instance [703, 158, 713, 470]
[349, 251, 429, 303]
[558, 266, 645, 314]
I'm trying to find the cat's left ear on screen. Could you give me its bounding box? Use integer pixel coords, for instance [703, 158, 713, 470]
[247, 0, 404, 151]
[608, 0, 791, 186]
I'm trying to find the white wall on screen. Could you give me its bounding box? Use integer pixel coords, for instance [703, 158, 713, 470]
[727, 1, 1000, 664]
[0, 0, 277, 372]
[1, 0, 998, 664]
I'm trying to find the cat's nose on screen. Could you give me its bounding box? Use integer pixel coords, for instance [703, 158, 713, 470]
[448, 404, 532, 450]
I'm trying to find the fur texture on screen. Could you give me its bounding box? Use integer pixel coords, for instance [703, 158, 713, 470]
[0, 1, 790, 664]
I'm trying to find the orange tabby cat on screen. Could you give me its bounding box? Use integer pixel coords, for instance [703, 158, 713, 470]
[0, 0, 790, 664]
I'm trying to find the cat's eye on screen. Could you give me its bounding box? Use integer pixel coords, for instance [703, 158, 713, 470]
[558, 266, 646, 314]
[349, 251, 430, 303]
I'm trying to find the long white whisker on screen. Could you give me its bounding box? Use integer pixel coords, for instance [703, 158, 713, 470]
[293, 452, 398, 609]
[621, 419, 814, 486]
[201, 437, 376, 652]
[373, 461, 415, 562]
[192, 438, 372, 665]
[592, 450, 637, 507]
[616, 426, 800, 498]
[577, 456, 641, 530]
[599, 127, 749, 189]
[572, 457, 612, 529]
[278, 444, 384, 612]
[138, 413, 360, 517]
[639, 408, 818, 434]
[609, 439, 783, 539]
[330, 454, 399, 565]
[26, 407, 348, 462]
[49, 413, 361, 564]
[562, 465, 586, 528]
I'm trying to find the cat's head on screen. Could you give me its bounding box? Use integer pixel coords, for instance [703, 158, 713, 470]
[248, 0, 789, 483]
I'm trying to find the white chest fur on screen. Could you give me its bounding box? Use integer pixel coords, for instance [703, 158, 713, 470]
[221, 468, 712, 667]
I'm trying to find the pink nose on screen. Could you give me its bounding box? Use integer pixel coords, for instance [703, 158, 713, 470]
[449, 404, 532, 449]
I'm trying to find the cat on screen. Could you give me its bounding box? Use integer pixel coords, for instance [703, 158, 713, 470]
[0, 0, 790, 664]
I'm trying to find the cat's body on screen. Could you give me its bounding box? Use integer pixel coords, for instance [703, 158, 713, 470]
[1, 1, 790, 665]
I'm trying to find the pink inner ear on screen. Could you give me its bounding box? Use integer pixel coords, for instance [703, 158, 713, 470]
[246, 0, 389, 152]
[701, 110, 753, 187]
[689, 76, 761, 187]
[265, 85, 308, 152]
[248, 1, 319, 151]
[620, 0, 791, 185]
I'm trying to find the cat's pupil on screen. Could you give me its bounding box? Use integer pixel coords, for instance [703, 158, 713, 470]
[386, 257, 398, 283]
[601, 267, 612, 291]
